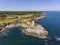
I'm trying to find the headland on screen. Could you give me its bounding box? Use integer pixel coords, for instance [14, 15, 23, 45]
[0, 11, 48, 39]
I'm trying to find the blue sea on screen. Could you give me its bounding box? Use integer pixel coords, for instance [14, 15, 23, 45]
[0, 11, 60, 45]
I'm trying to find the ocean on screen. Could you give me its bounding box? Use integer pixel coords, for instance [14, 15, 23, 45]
[0, 11, 60, 45]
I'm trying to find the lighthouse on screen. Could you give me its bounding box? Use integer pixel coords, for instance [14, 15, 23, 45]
[31, 20, 35, 26]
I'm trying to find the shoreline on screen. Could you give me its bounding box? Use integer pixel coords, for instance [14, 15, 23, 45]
[0, 16, 48, 39]
[35, 16, 46, 20]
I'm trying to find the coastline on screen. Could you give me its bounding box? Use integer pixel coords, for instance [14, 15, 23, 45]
[35, 16, 46, 21]
[22, 16, 48, 39]
[0, 15, 48, 39]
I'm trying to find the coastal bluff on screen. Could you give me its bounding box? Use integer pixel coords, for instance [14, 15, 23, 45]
[22, 16, 48, 39]
[0, 16, 48, 39]
[0, 13, 48, 39]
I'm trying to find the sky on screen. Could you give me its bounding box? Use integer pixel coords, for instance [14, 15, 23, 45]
[0, 0, 60, 11]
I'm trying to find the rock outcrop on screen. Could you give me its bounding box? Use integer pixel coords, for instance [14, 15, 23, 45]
[22, 23, 48, 39]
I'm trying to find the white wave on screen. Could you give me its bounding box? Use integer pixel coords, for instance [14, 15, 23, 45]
[55, 37, 60, 41]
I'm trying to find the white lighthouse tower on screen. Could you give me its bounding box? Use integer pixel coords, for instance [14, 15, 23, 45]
[31, 20, 35, 26]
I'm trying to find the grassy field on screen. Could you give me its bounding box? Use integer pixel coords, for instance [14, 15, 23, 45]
[0, 11, 43, 25]
[0, 19, 15, 24]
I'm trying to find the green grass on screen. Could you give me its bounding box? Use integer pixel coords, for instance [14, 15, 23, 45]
[0, 13, 43, 25]
[0, 19, 15, 24]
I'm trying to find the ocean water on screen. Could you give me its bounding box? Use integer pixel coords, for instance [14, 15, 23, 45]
[0, 11, 60, 45]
